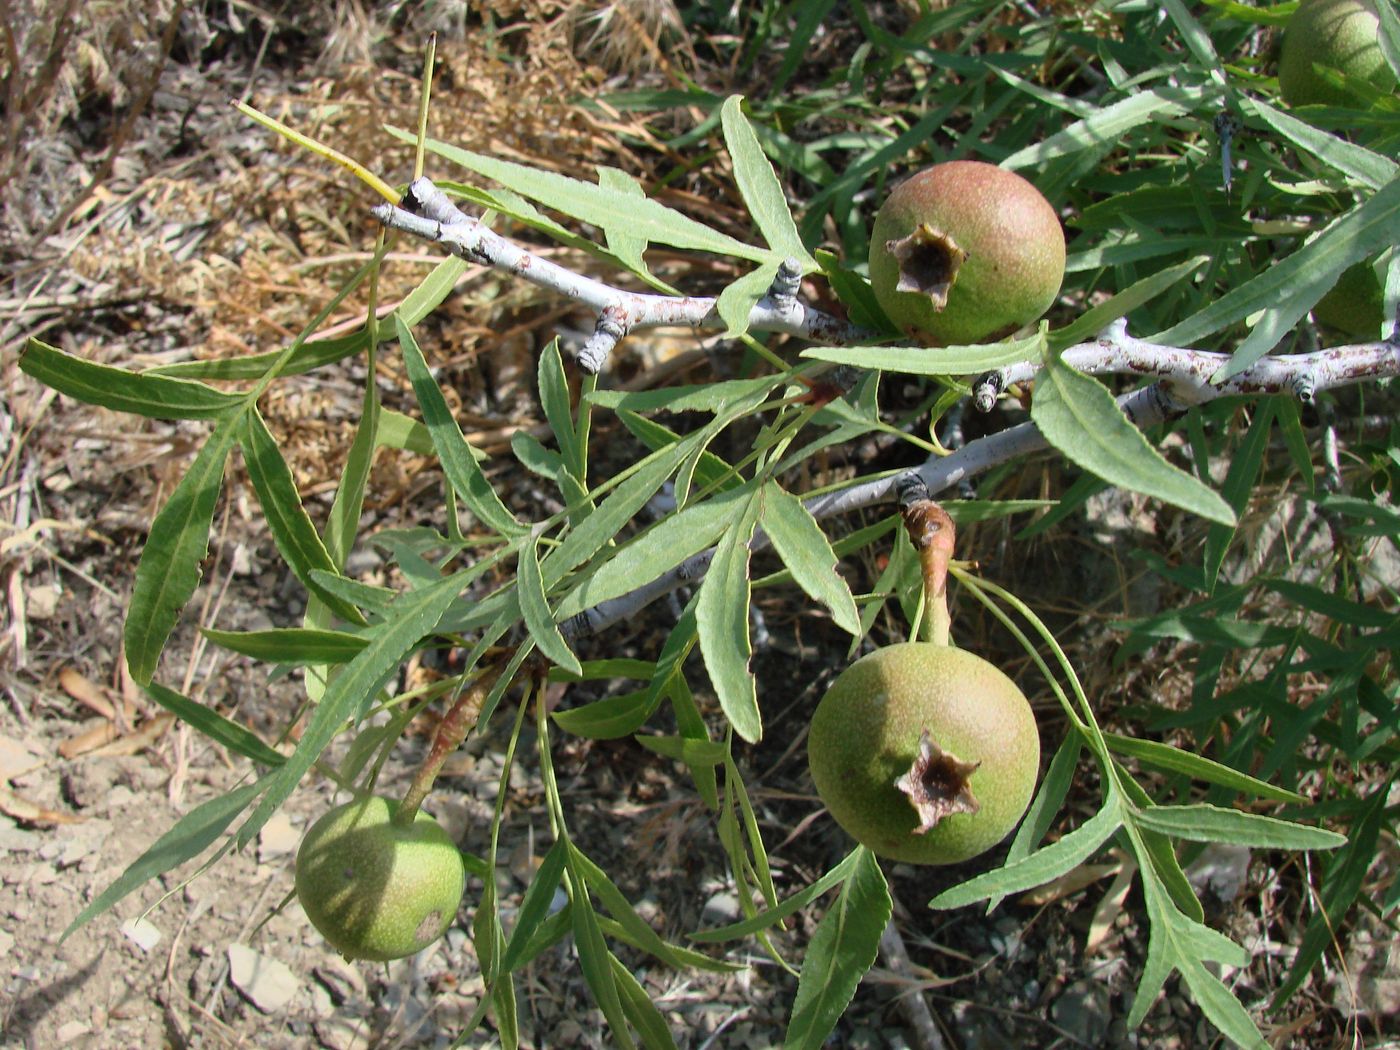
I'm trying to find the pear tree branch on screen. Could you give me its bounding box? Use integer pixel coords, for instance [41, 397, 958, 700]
[372, 178, 1400, 640]
[372, 178, 870, 373]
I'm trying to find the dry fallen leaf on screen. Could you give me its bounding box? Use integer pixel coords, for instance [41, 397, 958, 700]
[59, 667, 117, 720]
[0, 785, 85, 825]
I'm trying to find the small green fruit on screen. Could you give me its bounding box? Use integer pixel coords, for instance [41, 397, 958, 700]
[868, 161, 1065, 346]
[1313, 262, 1385, 340]
[808, 643, 1039, 866]
[295, 796, 466, 961]
[1279, 0, 1396, 108]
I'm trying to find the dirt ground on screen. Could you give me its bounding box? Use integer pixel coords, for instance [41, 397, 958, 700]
[3, 3, 1397, 1048]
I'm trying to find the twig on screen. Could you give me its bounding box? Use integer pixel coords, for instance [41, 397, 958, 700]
[973, 318, 1396, 408]
[372, 178, 871, 373]
[879, 918, 951, 1050]
[374, 178, 1400, 640]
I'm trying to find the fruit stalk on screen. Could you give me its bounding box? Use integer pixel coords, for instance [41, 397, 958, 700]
[902, 493, 956, 648]
[396, 661, 505, 826]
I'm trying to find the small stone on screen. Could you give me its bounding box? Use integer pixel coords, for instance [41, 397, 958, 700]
[0, 735, 45, 782]
[1052, 980, 1112, 1045]
[25, 582, 63, 619]
[55, 1021, 90, 1043]
[257, 811, 300, 863]
[313, 959, 365, 1004]
[700, 890, 741, 926]
[120, 917, 161, 953]
[1185, 843, 1251, 904]
[227, 943, 299, 1014]
[0, 820, 39, 854]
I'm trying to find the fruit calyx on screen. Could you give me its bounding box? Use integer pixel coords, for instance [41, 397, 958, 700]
[895, 728, 981, 833]
[888, 223, 969, 312]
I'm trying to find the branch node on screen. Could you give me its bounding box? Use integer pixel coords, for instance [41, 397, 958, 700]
[768, 257, 804, 306]
[1099, 317, 1130, 344]
[1291, 371, 1316, 404]
[972, 370, 1004, 413]
[895, 472, 931, 509]
[578, 307, 630, 374]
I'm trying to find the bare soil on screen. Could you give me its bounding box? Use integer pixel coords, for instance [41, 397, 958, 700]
[3, 3, 1396, 1049]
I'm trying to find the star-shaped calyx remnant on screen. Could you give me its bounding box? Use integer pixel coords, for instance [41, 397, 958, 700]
[887, 223, 969, 310]
[894, 729, 981, 834]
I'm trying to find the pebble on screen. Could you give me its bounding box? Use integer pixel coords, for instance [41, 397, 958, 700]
[54, 1020, 90, 1043]
[257, 811, 300, 863]
[1052, 979, 1112, 1045]
[700, 890, 742, 926]
[120, 917, 161, 953]
[227, 943, 299, 1014]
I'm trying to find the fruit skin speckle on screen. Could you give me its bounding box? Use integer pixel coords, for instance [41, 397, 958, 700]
[1279, 0, 1397, 108]
[808, 643, 1040, 866]
[868, 160, 1065, 346]
[295, 795, 466, 961]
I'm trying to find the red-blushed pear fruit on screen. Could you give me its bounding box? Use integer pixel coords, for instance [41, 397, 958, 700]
[295, 795, 466, 961]
[1279, 0, 1396, 107]
[808, 643, 1039, 866]
[1313, 261, 1386, 340]
[868, 161, 1065, 346]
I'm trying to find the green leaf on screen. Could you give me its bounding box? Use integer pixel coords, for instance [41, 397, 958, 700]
[396, 316, 524, 537]
[374, 407, 436, 455]
[500, 839, 568, 974]
[1002, 85, 1210, 169]
[716, 260, 781, 339]
[587, 376, 774, 415]
[1048, 257, 1208, 351]
[1379, 0, 1400, 77]
[1155, 174, 1400, 378]
[518, 531, 583, 676]
[239, 409, 366, 625]
[697, 491, 762, 742]
[595, 167, 656, 280]
[61, 780, 264, 940]
[538, 338, 581, 478]
[574, 847, 740, 973]
[784, 846, 891, 1050]
[125, 413, 241, 683]
[236, 571, 465, 846]
[540, 434, 700, 588]
[199, 626, 368, 665]
[147, 330, 369, 381]
[635, 733, 728, 767]
[1102, 733, 1303, 802]
[552, 689, 659, 739]
[690, 850, 860, 943]
[20, 339, 244, 419]
[1203, 400, 1274, 592]
[801, 327, 1047, 375]
[1128, 875, 1264, 1047]
[144, 683, 285, 767]
[567, 877, 636, 1050]
[931, 797, 1123, 909]
[720, 95, 813, 266]
[1031, 346, 1235, 525]
[610, 955, 679, 1050]
[616, 410, 741, 493]
[1243, 97, 1396, 190]
[1273, 776, 1392, 1005]
[554, 485, 745, 620]
[986, 732, 1084, 913]
[759, 482, 861, 637]
[391, 127, 768, 263]
[1131, 803, 1346, 850]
